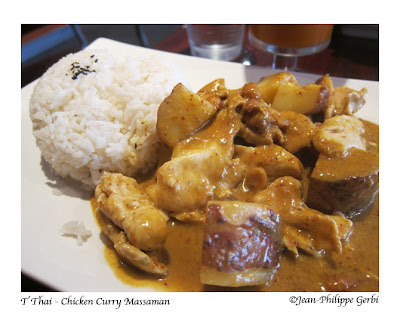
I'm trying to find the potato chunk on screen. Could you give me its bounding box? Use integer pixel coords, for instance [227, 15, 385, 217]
[200, 201, 282, 287]
[156, 83, 218, 147]
[272, 82, 329, 116]
[306, 148, 379, 218]
[256, 72, 297, 104]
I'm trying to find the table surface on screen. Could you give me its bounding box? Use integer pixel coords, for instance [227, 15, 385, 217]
[153, 25, 378, 81]
[21, 24, 378, 292]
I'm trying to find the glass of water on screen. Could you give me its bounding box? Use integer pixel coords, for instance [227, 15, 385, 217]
[186, 24, 245, 61]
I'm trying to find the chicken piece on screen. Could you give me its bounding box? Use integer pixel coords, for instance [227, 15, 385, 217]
[253, 176, 353, 257]
[312, 115, 366, 158]
[232, 93, 315, 154]
[95, 172, 169, 251]
[155, 108, 244, 217]
[95, 208, 167, 275]
[278, 111, 316, 154]
[325, 86, 367, 119]
[237, 98, 287, 146]
[197, 78, 228, 100]
[241, 82, 263, 100]
[157, 83, 219, 148]
[234, 144, 304, 184]
[306, 148, 379, 218]
[200, 201, 282, 287]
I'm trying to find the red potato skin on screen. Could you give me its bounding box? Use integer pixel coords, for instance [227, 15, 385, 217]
[202, 204, 281, 273]
[306, 150, 379, 218]
[306, 173, 379, 218]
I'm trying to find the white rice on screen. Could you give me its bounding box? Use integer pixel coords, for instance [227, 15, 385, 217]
[30, 49, 185, 189]
[61, 221, 92, 246]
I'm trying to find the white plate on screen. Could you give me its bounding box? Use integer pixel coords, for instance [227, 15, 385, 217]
[21, 38, 379, 292]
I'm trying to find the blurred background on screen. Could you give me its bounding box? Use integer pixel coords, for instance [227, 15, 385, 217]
[21, 25, 181, 87]
[21, 24, 378, 88]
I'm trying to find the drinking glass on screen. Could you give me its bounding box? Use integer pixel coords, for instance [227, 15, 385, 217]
[186, 24, 245, 61]
[248, 24, 333, 70]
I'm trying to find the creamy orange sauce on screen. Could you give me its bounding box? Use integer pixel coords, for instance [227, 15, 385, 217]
[91, 120, 379, 292]
[92, 198, 378, 292]
[91, 198, 204, 291]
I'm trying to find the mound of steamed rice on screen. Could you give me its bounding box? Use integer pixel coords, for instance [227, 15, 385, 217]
[30, 49, 185, 189]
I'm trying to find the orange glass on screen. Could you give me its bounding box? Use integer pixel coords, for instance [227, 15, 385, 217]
[249, 24, 333, 57]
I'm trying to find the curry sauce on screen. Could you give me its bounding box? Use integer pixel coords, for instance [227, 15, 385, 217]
[90, 120, 378, 292]
[91, 200, 378, 292]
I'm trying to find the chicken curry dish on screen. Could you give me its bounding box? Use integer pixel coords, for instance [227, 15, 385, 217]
[92, 72, 379, 291]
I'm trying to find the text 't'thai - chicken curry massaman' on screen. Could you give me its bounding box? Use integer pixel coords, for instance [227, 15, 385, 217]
[92, 72, 379, 292]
